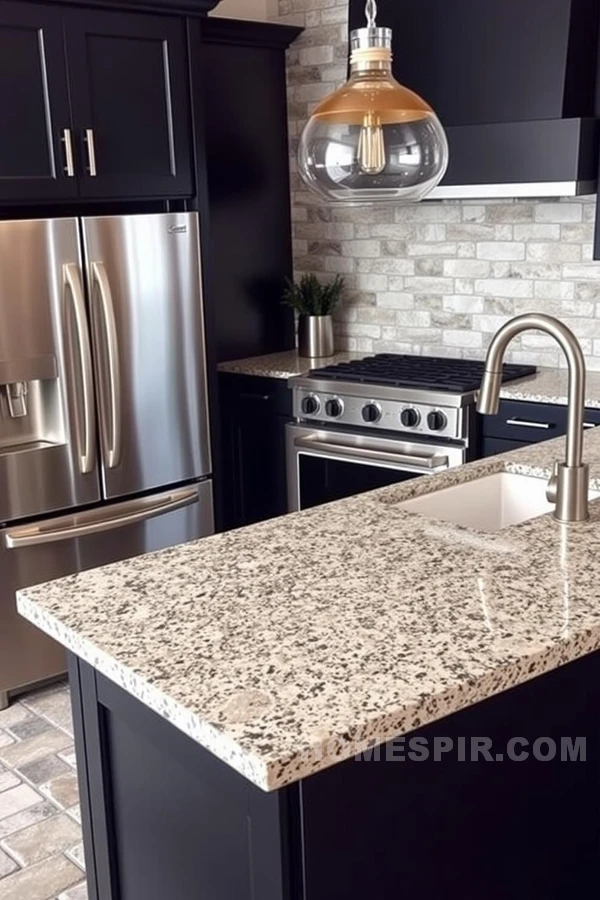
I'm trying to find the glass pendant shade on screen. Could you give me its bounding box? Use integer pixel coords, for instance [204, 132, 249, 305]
[298, 26, 449, 204]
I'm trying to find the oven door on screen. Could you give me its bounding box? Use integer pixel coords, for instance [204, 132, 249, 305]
[287, 423, 465, 512]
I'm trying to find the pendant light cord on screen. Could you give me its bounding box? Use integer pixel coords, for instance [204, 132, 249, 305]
[365, 0, 377, 28]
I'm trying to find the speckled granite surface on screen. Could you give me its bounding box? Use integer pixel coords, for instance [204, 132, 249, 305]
[17, 430, 600, 792]
[497, 367, 600, 408]
[217, 349, 362, 379]
[217, 350, 600, 408]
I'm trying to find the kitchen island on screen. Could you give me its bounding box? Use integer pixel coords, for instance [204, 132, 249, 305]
[17, 431, 600, 899]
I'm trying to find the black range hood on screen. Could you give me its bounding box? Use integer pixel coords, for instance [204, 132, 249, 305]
[349, 0, 600, 200]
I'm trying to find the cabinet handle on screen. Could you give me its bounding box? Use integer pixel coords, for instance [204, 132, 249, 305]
[584, 422, 597, 429]
[506, 418, 551, 430]
[85, 128, 97, 177]
[62, 129, 75, 177]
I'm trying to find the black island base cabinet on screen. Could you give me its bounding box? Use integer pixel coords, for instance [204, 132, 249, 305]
[71, 651, 600, 900]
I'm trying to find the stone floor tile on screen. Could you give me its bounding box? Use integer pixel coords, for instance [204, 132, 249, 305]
[0, 729, 72, 770]
[65, 842, 85, 871]
[0, 771, 20, 793]
[0, 845, 18, 879]
[65, 804, 81, 825]
[0, 801, 57, 840]
[57, 749, 77, 770]
[0, 784, 40, 820]
[0, 854, 81, 900]
[2, 813, 81, 867]
[0, 686, 85, 900]
[17, 755, 71, 787]
[0, 728, 15, 749]
[58, 880, 88, 900]
[8, 718, 53, 742]
[0, 706, 31, 728]
[22, 687, 73, 738]
[39, 774, 79, 811]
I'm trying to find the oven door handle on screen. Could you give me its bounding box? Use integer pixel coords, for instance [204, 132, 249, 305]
[294, 436, 449, 471]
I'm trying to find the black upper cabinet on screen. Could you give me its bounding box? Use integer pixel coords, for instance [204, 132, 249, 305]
[0, 2, 192, 204]
[0, 2, 77, 202]
[51, 0, 219, 11]
[65, 10, 192, 199]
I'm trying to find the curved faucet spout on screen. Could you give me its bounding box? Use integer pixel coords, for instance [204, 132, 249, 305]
[477, 313, 589, 523]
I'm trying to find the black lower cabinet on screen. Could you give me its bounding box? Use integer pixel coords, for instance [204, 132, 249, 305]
[71, 649, 600, 900]
[218, 373, 291, 531]
[479, 399, 600, 458]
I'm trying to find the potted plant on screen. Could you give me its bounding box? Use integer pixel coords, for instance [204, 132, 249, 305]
[283, 273, 345, 358]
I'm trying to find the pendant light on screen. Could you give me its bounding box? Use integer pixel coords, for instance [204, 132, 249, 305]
[298, 0, 449, 204]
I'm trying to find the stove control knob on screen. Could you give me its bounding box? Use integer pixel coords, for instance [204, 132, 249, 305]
[362, 402, 382, 424]
[325, 398, 344, 418]
[427, 410, 447, 432]
[400, 407, 420, 428]
[301, 395, 320, 416]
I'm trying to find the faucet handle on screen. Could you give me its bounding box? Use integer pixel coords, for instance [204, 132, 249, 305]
[546, 461, 559, 504]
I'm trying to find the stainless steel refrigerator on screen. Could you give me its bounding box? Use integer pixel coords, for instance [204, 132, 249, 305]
[0, 213, 214, 707]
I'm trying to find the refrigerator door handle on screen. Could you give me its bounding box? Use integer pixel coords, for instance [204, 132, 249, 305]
[91, 261, 122, 469]
[4, 486, 200, 550]
[64, 264, 96, 475]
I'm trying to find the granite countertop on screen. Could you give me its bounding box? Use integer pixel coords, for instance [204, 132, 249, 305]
[217, 349, 362, 379]
[217, 349, 600, 408]
[18, 430, 600, 792]
[499, 367, 600, 408]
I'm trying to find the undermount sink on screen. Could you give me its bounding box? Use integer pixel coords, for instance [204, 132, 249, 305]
[400, 472, 600, 533]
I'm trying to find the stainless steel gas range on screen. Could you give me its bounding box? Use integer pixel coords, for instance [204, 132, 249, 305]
[287, 354, 536, 512]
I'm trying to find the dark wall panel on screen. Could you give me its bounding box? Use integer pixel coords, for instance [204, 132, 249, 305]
[201, 37, 295, 362]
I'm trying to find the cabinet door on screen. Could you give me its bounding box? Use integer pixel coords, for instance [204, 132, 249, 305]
[65, 9, 192, 200]
[0, 2, 77, 202]
[219, 376, 291, 530]
[480, 400, 568, 443]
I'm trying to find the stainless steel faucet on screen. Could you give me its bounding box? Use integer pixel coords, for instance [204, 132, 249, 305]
[477, 313, 589, 523]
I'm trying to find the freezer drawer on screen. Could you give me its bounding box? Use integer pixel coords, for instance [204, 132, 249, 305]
[1, 480, 214, 701]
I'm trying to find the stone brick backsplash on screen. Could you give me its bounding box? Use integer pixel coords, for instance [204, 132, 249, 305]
[279, 0, 600, 369]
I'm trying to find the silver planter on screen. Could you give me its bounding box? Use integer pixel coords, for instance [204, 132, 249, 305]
[298, 315, 334, 358]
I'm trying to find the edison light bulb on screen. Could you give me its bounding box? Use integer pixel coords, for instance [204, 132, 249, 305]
[298, 20, 448, 204]
[358, 112, 386, 175]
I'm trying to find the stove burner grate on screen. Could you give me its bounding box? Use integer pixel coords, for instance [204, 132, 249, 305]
[307, 354, 536, 393]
